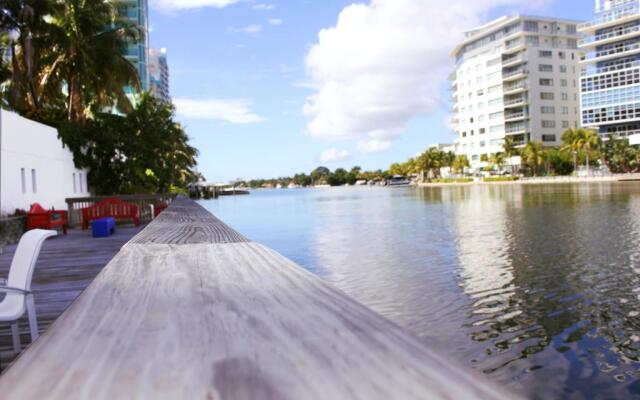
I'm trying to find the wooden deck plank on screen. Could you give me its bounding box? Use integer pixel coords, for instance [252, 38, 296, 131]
[0, 198, 517, 399]
[0, 226, 144, 365]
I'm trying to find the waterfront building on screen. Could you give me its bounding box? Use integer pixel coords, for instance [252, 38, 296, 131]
[149, 48, 171, 103]
[119, 0, 150, 92]
[0, 110, 89, 214]
[450, 16, 583, 169]
[579, 0, 640, 145]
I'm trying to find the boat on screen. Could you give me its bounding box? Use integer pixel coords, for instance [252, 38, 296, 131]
[386, 175, 411, 186]
[218, 187, 250, 196]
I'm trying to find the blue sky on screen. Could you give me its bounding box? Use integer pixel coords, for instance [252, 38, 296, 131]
[148, 0, 593, 182]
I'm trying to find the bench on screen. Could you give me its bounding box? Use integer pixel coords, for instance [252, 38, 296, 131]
[26, 203, 68, 235]
[81, 198, 139, 230]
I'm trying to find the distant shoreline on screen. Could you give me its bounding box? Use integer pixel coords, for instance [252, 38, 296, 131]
[418, 173, 640, 187]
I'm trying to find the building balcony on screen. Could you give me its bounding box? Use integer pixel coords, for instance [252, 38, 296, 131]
[579, 23, 640, 49]
[581, 59, 640, 76]
[504, 111, 528, 122]
[503, 39, 526, 54]
[582, 41, 640, 64]
[503, 81, 528, 95]
[578, 2, 640, 34]
[505, 123, 529, 135]
[503, 96, 527, 108]
[503, 68, 528, 81]
[502, 53, 527, 68]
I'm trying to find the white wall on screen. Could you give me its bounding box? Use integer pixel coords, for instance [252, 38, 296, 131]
[1, 110, 89, 214]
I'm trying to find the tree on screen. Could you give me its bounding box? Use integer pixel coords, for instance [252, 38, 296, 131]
[46, 0, 141, 123]
[389, 162, 404, 176]
[502, 136, 520, 174]
[452, 155, 470, 174]
[603, 135, 640, 173]
[561, 128, 602, 174]
[489, 152, 506, 171]
[59, 94, 198, 194]
[545, 148, 574, 176]
[310, 166, 330, 184]
[521, 141, 546, 176]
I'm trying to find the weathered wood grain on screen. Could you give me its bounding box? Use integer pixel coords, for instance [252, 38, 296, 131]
[0, 226, 144, 365]
[0, 198, 518, 399]
[129, 197, 248, 244]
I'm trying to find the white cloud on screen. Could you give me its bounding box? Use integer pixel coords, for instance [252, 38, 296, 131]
[151, 0, 242, 12]
[268, 18, 283, 25]
[236, 24, 263, 34]
[304, 0, 551, 150]
[319, 148, 351, 163]
[253, 3, 275, 10]
[173, 98, 266, 124]
[358, 140, 392, 153]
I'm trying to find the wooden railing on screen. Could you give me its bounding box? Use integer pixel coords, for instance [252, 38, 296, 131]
[0, 197, 519, 399]
[65, 194, 177, 227]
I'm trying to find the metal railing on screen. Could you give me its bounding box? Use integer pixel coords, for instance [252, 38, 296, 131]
[65, 194, 177, 228]
[504, 96, 526, 106]
[585, 42, 640, 60]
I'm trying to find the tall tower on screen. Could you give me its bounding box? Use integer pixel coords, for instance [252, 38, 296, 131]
[579, 0, 640, 144]
[120, 0, 150, 92]
[149, 48, 171, 103]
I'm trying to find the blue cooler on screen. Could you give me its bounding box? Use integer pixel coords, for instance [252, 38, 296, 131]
[92, 217, 116, 238]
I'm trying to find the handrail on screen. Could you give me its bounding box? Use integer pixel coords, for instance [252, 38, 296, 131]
[0, 197, 519, 399]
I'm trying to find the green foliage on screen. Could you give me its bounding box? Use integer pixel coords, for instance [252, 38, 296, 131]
[57, 94, 198, 195]
[603, 135, 640, 173]
[545, 148, 574, 176]
[432, 178, 473, 184]
[483, 176, 519, 182]
[452, 154, 470, 174]
[521, 141, 546, 176]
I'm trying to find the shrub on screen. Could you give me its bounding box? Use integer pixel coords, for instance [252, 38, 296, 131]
[483, 176, 519, 182]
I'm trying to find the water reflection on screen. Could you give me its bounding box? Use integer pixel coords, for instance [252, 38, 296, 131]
[201, 183, 640, 399]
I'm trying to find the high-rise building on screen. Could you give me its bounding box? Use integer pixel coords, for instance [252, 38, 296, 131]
[149, 48, 171, 103]
[450, 16, 583, 169]
[120, 0, 150, 92]
[579, 0, 640, 144]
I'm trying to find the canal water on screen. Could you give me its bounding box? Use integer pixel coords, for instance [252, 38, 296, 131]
[201, 183, 640, 399]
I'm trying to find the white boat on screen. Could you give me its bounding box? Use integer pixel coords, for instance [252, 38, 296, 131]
[386, 175, 411, 186]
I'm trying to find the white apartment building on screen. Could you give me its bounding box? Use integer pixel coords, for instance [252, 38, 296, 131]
[0, 110, 89, 214]
[450, 16, 583, 169]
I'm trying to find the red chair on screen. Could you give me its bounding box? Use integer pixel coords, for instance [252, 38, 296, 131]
[81, 198, 139, 230]
[26, 203, 68, 235]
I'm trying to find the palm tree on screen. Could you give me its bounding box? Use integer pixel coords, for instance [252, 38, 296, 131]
[0, 0, 59, 114]
[522, 141, 546, 176]
[44, 0, 141, 123]
[489, 152, 506, 171]
[502, 136, 520, 174]
[561, 128, 601, 174]
[452, 155, 470, 175]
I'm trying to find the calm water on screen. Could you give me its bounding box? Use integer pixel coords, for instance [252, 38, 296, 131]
[201, 183, 640, 399]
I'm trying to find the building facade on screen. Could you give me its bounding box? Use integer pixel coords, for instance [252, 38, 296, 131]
[450, 16, 583, 169]
[120, 0, 150, 92]
[149, 48, 171, 103]
[579, 0, 640, 145]
[0, 110, 89, 214]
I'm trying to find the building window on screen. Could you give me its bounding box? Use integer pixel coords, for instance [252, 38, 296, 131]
[477, 89, 484, 96]
[479, 128, 486, 134]
[560, 65, 567, 73]
[559, 51, 566, 59]
[462, 131, 467, 138]
[560, 79, 568, 87]
[541, 106, 555, 114]
[540, 78, 553, 86]
[562, 121, 570, 128]
[539, 64, 553, 72]
[542, 134, 556, 142]
[73, 173, 77, 193]
[562, 106, 569, 115]
[542, 120, 556, 128]
[480, 141, 486, 147]
[489, 111, 503, 120]
[540, 92, 554, 100]
[79, 173, 84, 193]
[561, 93, 568, 101]
[20, 168, 26, 194]
[539, 50, 552, 58]
[31, 169, 37, 194]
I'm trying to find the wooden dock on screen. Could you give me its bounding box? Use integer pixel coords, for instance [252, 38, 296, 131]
[0, 225, 144, 366]
[0, 198, 518, 399]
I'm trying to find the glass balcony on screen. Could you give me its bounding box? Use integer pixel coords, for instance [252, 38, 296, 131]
[581, 59, 640, 75]
[579, 2, 640, 31]
[579, 23, 640, 47]
[584, 41, 640, 61]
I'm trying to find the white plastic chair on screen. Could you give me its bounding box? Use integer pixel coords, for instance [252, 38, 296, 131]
[0, 229, 56, 354]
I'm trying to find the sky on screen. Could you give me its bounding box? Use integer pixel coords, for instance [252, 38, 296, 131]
[148, 0, 594, 182]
